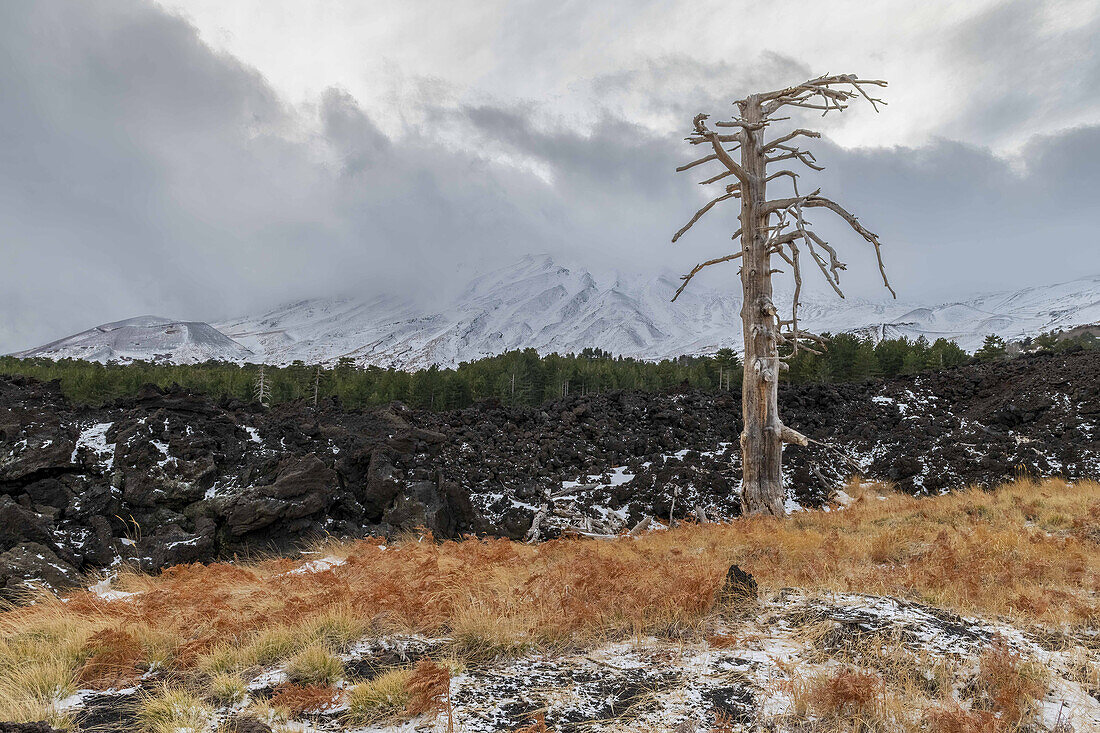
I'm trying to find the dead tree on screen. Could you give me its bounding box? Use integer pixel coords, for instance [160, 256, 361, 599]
[254, 364, 271, 408]
[671, 74, 895, 516]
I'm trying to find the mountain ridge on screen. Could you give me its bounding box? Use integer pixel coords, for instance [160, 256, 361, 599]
[11, 255, 1100, 367]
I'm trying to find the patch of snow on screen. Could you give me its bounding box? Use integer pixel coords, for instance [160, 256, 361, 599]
[71, 422, 115, 470]
[248, 668, 287, 691]
[88, 576, 138, 602]
[286, 556, 347, 575]
[151, 439, 173, 468]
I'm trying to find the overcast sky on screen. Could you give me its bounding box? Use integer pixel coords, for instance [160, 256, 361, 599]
[2, 0, 1098, 353]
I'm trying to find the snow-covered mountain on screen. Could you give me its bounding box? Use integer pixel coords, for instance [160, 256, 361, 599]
[215, 255, 751, 368]
[849, 276, 1100, 348]
[11, 315, 254, 364]
[12, 256, 1100, 367]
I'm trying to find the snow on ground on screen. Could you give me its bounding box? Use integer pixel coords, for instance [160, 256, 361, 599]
[70, 421, 115, 470]
[88, 575, 139, 602]
[285, 555, 347, 575]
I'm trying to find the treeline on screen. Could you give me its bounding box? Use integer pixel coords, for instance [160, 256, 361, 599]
[782, 330, 1096, 383]
[783, 334, 970, 383]
[0, 348, 742, 410]
[1, 330, 1095, 410]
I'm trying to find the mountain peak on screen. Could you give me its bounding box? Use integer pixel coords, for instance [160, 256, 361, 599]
[14, 257, 1100, 368]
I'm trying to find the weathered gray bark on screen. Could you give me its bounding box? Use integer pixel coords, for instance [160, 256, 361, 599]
[671, 74, 893, 516]
[736, 94, 785, 515]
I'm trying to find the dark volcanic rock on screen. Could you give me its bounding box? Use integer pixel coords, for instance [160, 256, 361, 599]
[221, 454, 338, 537]
[0, 723, 65, 733]
[0, 495, 55, 552]
[222, 717, 273, 733]
[716, 564, 758, 606]
[0, 542, 81, 594]
[0, 351, 1098, 596]
[383, 479, 474, 537]
[341, 447, 404, 519]
[141, 520, 216, 570]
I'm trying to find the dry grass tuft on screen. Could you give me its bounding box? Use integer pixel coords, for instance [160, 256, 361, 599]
[971, 639, 1047, 727]
[709, 711, 738, 732]
[284, 644, 343, 687]
[405, 658, 453, 731]
[76, 627, 144, 689]
[513, 712, 552, 732]
[705, 633, 741, 649]
[345, 667, 413, 724]
[136, 684, 211, 733]
[405, 658, 450, 715]
[207, 672, 247, 705]
[809, 668, 883, 721]
[923, 706, 998, 733]
[269, 682, 342, 714]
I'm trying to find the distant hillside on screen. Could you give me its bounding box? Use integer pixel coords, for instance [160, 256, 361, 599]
[11, 315, 254, 364]
[12, 255, 1100, 367]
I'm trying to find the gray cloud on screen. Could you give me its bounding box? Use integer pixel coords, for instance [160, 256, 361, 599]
[945, 0, 1100, 146]
[1, 0, 1098, 353]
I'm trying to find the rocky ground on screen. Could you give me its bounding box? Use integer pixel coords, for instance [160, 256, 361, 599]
[43, 582, 1100, 732]
[1, 351, 1098, 595]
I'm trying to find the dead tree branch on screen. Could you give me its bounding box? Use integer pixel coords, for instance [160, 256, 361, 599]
[672, 192, 738, 243]
[671, 251, 744, 301]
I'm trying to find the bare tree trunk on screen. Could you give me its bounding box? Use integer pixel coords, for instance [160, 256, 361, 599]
[671, 73, 891, 516]
[737, 96, 784, 515]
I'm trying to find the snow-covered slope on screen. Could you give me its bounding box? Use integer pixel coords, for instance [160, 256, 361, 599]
[215, 255, 756, 368]
[851, 275, 1100, 351]
[11, 315, 254, 364]
[13, 258, 1100, 367]
[218, 255, 1100, 367]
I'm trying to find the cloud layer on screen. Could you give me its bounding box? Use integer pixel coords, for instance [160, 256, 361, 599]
[1, 0, 1097, 352]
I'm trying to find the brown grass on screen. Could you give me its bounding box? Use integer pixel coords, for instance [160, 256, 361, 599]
[971, 639, 1048, 727]
[405, 658, 453, 731]
[513, 712, 552, 733]
[710, 711, 738, 732]
[0, 478, 1096, 722]
[923, 706, 998, 733]
[75, 627, 144, 689]
[809, 668, 883, 720]
[269, 682, 342, 714]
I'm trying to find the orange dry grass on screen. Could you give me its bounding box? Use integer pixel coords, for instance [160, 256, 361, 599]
[971, 639, 1047, 726]
[405, 659, 450, 716]
[405, 659, 453, 731]
[269, 683, 341, 714]
[0, 478, 1097, 690]
[75, 627, 144, 689]
[923, 706, 998, 733]
[809, 669, 883, 719]
[513, 712, 552, 733]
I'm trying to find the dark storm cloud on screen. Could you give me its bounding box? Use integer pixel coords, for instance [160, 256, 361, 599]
[1, 0, 1098, 352]
[0, 0, 553, 350]
[450, 96, 1100, 303]
[799, 128, 1100, 301]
